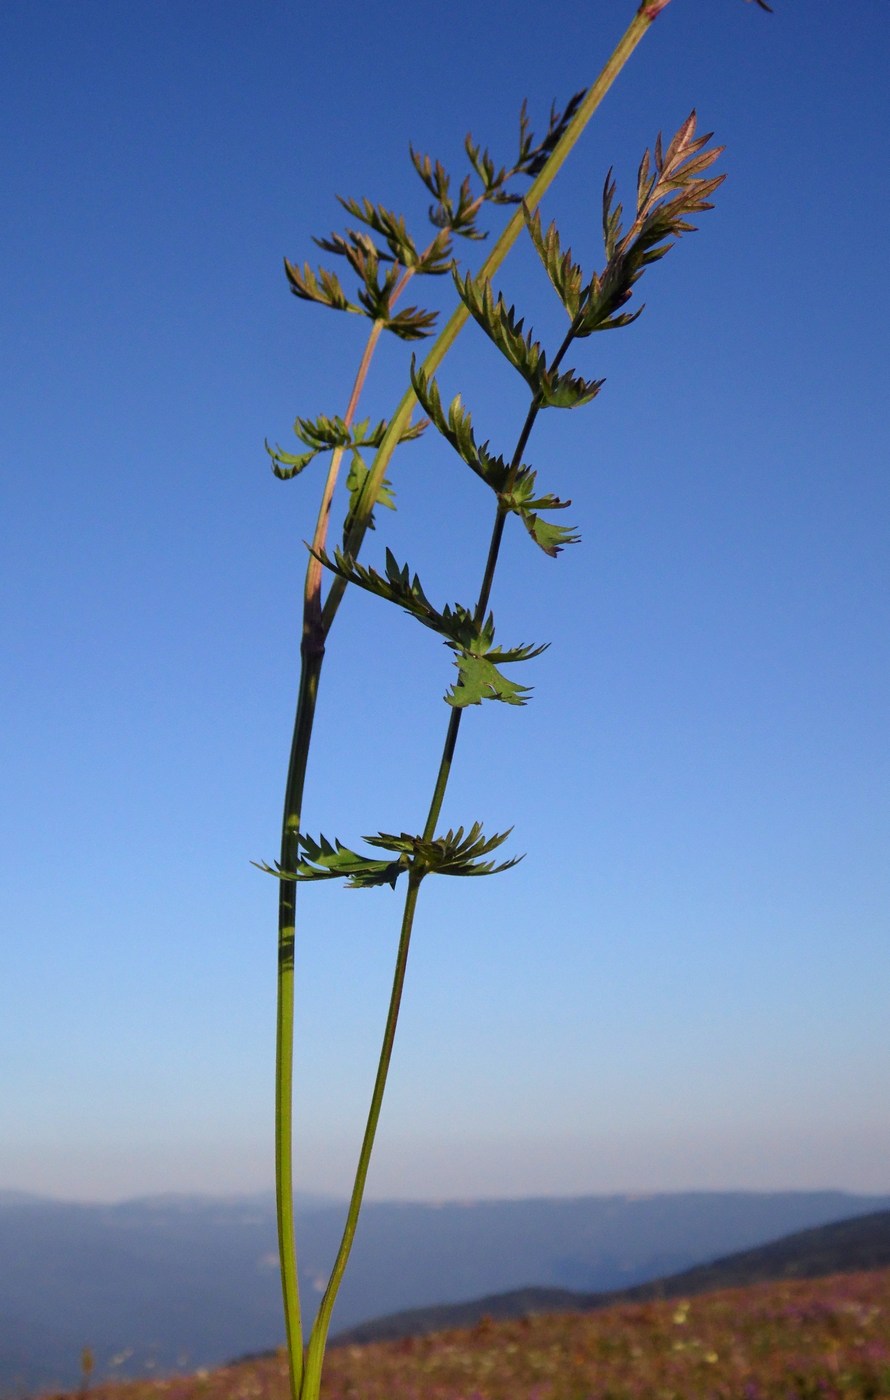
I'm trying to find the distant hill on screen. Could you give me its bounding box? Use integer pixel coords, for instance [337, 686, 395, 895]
[333, 1208, 890, 1344]
[3, 1189, 890, 1396]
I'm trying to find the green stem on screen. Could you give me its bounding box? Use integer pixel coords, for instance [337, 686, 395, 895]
[276, 643, 324, 1400]
[301, 874, 424, 1399]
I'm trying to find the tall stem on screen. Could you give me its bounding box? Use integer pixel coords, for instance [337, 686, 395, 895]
[276, 644, 323, 1400]
[275, 311, 389, 1400]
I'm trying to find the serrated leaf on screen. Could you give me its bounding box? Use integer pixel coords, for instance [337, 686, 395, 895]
[314, 546, 546, 702]
[409, 361, 511, 493]
[293, 414, 354, 450]
[253, 834, 405, 890]
[336, 196, 420, 266]
[267, 414, 425, 484]
[265, 440, 318, 480]
[366, 822, 522, 877]
[576, 113, 724, 338]
[385, 305, 439, 340]
[454, 270, 602, 408]
[313, 546, 446, 633]
[523, 206, 585, 319]
[515, 89, 586, 179]
[255, 823, 521, 887]
[447, 654, 533, 708]
[343, 452, 395, 538]
[283, 258, 360, 314]
[504, 469, 579, 555]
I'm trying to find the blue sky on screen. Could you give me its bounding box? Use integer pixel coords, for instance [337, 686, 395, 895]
[2, 0, 888, 1205]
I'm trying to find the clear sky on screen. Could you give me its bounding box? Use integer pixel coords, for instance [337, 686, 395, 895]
[2, 0, 888, 1206]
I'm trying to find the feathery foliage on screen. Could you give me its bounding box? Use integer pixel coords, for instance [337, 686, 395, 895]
[255, 822, 519, 891]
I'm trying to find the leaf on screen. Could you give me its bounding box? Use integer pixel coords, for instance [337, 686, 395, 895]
[336, 196, 421, 267]
[283, 259, 360, 314]
[313, 545, 448, 634]
[454, 270, 603, 408]
[385, 305, 439, 340]
[410, 148, 485, 241]
[309, 228, 440, 335]
[459, 89, 588, 215]
[267, 414, 425, 483]
[253, 834, 405, 890]
[523, 206, 585, 319]
[410, 361, 511, 494]
[343, 452, 396, 538]
[254, 823, 521, 888]
[503, 469, 579, 556]
[447, 655, 534, 708]
[515, 89, 586, 179]
[366, 822, 522, 878]
[264, 441, 317, 481]
[314, 546, 547, 703]
[411, 362, 578, 555]
[577, 114, 724, 337]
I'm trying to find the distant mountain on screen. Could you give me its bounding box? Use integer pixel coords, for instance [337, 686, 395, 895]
[3, 1189, 890, 1397]
[333, 1208, 890, 1344]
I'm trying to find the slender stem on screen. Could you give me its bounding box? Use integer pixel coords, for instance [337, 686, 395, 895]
[276, 645, 323, 1400]
[304, 319, 385, 634]
[301, 874, 423, 1400]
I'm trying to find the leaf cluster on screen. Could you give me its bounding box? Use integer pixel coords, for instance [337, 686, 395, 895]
[413, 88, 586, 234]
[282, 89, 588, 341]
[408, 115, 722, 562]
[266, 413, 423, 479]
[526, 111, 724, 337]
[255, 822, 519, 889]
[454, 271, 605, 409]
[313, 546, 547, 706]
[267, 415, 426, 536]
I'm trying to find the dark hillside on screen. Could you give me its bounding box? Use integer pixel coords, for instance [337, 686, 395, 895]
[334, 1207, 890, 1344]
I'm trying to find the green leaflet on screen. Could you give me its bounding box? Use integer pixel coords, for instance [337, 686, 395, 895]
[283, 258, 360, 314]
[461, 88, 587, 207]
[409, 150, 486, 242]
[453, 269, 604, 409]
[336, 197, 423, 269]
[523, 206, 587, 319]
[365, 823, 521, 877]
[254, 835, 404, 890]
[503, 470, 580, 556]
[267, 415, 424, 481]
[306, 228, 440, 339]
[448, 654, 532, 707]
[410, 361, 511, 494]
[343, 453, 396, 538]
[408, 89, 589, 248]
[411, 362, 578, 557]
[255, 823, 520, 889]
